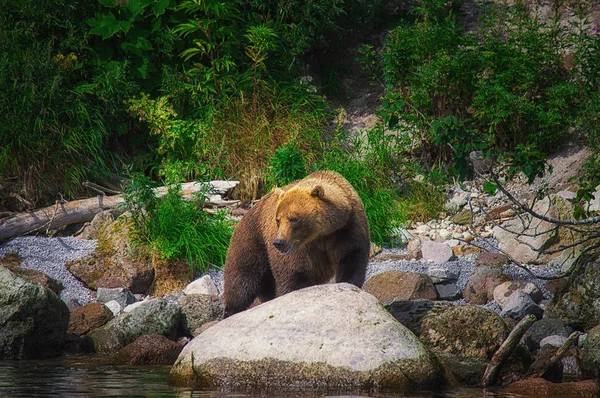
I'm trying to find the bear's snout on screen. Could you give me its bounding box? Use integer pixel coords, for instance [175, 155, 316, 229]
[273, 238, 294, 256]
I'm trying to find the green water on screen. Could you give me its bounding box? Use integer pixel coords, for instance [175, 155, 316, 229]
[0, 357, 520, 398]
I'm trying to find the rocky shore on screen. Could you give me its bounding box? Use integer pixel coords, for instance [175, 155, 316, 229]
[1, 146, 600, 396]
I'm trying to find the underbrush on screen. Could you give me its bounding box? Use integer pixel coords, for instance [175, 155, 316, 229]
[122, 174, 233, 272]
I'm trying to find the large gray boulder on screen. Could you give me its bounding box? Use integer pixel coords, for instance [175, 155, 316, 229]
[169, 283, 445, 393]
[87, 297, 180, 353]
[0, 265, 70, 359]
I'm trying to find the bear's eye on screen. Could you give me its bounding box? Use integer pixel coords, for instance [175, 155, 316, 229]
[289, 217, 299, 223]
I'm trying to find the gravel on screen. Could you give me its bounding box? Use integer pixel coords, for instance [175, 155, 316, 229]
[0, 235, 565, 316]
[0, 236, 96, 306]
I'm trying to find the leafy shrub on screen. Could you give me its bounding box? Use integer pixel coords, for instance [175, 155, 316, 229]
[380, 0, 600, 182]
[123, 174, 233, 272]
[266, 143, 307, 189]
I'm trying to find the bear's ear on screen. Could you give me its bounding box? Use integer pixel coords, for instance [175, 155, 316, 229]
[311, 185, 324, 199]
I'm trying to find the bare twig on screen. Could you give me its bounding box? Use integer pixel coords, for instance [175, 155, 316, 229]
[491, 172, 600, 225]
[82, 181, 121, 195]
[482, 314, 537, 387]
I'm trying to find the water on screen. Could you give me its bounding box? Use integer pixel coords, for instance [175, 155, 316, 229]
[0, 357, 521, 398]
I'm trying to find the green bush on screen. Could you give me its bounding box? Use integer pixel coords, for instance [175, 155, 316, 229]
[266, 143, 307, 189]
[381, 0, 600, 182]
[123, 174, 233, 272]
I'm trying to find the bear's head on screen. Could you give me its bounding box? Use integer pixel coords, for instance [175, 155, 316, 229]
[273, 185, 351, 255]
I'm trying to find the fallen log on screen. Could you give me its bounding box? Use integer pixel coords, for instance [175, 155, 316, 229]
[0, 181, 239, 241]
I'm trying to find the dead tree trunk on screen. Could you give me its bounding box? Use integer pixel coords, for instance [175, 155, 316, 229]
[0, 181, 238, 241]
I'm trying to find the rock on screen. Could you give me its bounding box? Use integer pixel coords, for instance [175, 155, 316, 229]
[427, 267, 458, 283]
[586, 184, 600, 212]
[421, 240, 454, 263]
[169, 284, 446, 393]
[476, 252, 509, 267]
[0, 251, 63, 294]
[385, 300, 455, 336]
[87, 297, 181, 354]
[493, 281, 544, 307]
[179, 294, 224, 336]
[112, 334, 183, 365]
[562, 351, 583, 379]
[369, 242, 383, 257]
[364, 271, 438, 303]
[540, 335, 569, 348]
[0, 265, 70, 359]
[500, 291, 543, 320]
[446, 186, 469, 212]
[434, 352, 488, 385]
[76, 210, 115, 240]
[582, 324, 600, 379]
[435, 281, 462, 300]
[104, 300, 121, 316]
[501, 378, 599, 398]
[420, 304, 509, 359]
[464, 266, 507, 304]
[193, 320, 220, 336]
[407, 238, 422, 260]
[67, 302, 114, 336]
[546, 260, 600, 329]
[183, 275, 219, 296]
[97, 287, 137, 310]
[493, 195, 584, 265]
[469, 150, 493, 175]
[523, 318, 573, 351]
[66, 215, 155, 294]
[557, 190, 577, 200]
[63, 333, 94, 355]
[123, 301, 145, 313]
[450, 209, 473, 226]
[486, 205, 513, 220]
[528, 346, 564, 382]
[415, 224, 431, 234]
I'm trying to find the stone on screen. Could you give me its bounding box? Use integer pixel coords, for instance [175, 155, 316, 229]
[0, 251, 63, 295]
[445, 186, 469, 212]
[179, 294, 224, 336]
[435, 281, 462, 300]
[427, 267, 458, 283]
[557, 190, 577, 200]
[184, 275, 219, 296]
[540, 335, 569, 348]
[415, 224, 431, 234]
[476, 252, 509, 267]
[420, 304, 509, 359]
[112, 334, 183, 365]
[97, 287, 137, 310]
[421, 240, 454, 263]
[588, 185, 600, 212]
[104, 300, 121, 316]
[76, 210, 115, 240]
[87, 297, 181, 354]
[363, 271, 438, 303]
[528, 346, 564, 383]
[493, 195, 584, 265]
[169, 284, 446, 393]
[500, 291, 543, 320]
[66, 215, 155, 294]
[385, 300, 455, 336]
[546, 260, 600, 329]
[123, 301, 145, 313]
[582, 324, 600, 379]
[438, 229, 452, 240]
[463, 266, 507, 305]
[486, 205, 513, 220]
[67, 302, 114, 336]
[523, 318, 573, 351]
[501, 378, 598, 398]
[0, 265, 70, 359]
[469, 150, 493, 175]
[407, 238, 422, 260]
[450, 209, 473, 226]
[369, 242, 382, 257]
[493, 280, 544, 307]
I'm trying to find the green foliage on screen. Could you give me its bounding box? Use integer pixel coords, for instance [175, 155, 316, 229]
[266, 143, 307, 188]
[380, 0, 600, 182]
[123, 174, 233, 271]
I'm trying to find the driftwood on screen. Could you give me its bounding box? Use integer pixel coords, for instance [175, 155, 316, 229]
[0, 181, 239, 241]
[481, 314, 537, 387]
[529, 331, 581, 379]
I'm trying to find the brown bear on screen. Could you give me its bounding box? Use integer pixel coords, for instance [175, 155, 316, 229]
[223, 170, 370, 317]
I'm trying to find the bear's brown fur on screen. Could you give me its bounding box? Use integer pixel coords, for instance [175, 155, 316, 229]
[223, 170, 370, 316]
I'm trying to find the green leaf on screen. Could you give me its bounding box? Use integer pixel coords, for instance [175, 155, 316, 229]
[573, 205, 584, 220]
[153, 0, 170, 16]
[483, 181, 498, 195]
